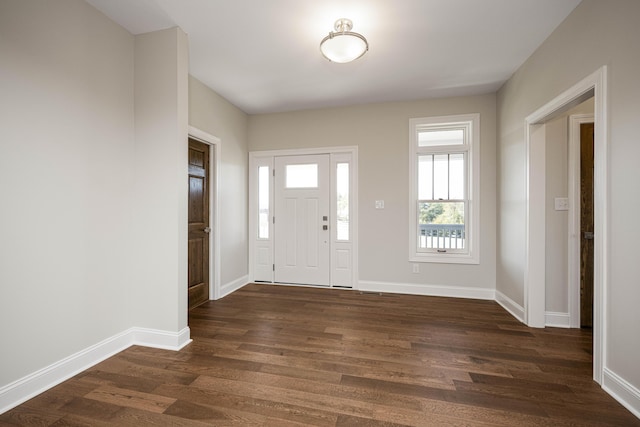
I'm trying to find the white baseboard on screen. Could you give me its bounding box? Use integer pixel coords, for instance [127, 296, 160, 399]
[495, 290, 525, 323]
[132, 326, 192, 351]
[0, 329, 132, 415]
[358, 280, 495, 300]
[603, 367, 640, 419]
[545, 311, 571, 328]
[218, 275, 249, 299]
[0, 326, 191, 415]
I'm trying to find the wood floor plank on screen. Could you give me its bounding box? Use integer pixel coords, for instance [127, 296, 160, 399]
[335, 413, 412, 427]
[19, 378, 99, 412]
[2, 283, 638, 426]
[0, 406, 63, 426]
[162, 399, 238, 422]
[57, 396, 123, 422]
[153, 382, 340, 426]
[190, 375, 378, 419]
[75, 370, 163, 394]
[83, 385, 176, 413]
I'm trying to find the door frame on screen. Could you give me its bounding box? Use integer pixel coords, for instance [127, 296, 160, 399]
[188, 126, 221, 300]
[568, 114, 594, 328]
[249, 146, 359, 289]
[524, 66, 608, 384]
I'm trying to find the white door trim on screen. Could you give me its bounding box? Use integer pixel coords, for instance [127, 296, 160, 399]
[188, 126, 222, 300]
[568, 114, 594, 329]
[524, 66, 608, 384]
[249, 146, 358, 289]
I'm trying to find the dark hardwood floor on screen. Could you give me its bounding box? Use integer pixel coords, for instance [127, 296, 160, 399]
[2, 283, 639, 426]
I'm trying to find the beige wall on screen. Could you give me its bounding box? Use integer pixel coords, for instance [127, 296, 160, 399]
[497, 0, 640, 391]
[0, 0, 135, 385]
[189, 76, 249, 288]
[249, 94, 497, 292]
[0, 0, 189, 393]
[131, 27, 190, 331]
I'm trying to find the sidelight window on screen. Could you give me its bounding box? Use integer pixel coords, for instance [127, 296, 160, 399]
[258, 166, 270, 239]
[336, 162, 349, 241]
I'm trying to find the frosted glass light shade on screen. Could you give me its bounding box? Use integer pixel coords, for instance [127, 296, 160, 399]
[320, 19, 368, 63]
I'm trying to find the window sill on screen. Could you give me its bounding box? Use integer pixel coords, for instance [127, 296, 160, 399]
[410, 253, 479, 265]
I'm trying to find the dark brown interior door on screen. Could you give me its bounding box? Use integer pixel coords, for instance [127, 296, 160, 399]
[580, 122, 594, 328]
[188, 138, 210, 309]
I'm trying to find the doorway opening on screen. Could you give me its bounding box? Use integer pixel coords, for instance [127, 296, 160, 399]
[524, 66, 608, 384]
[579, 121, 594, 328]
[569, 115, 595, 329]
[187, 127, 221, 308]
[188, 138, 211, 309]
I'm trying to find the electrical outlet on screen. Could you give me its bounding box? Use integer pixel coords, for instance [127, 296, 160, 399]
[375, 200, 385, 209]
[412, 263, 419, 273]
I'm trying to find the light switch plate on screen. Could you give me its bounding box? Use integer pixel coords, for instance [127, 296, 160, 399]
[554, 197, 569, 211]
[375, 200, 384, 209]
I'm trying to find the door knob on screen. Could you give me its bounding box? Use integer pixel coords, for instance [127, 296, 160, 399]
[204, 227, 211, 233]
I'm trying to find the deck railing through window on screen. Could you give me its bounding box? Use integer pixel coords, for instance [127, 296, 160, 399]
[419, 224, 465, 250]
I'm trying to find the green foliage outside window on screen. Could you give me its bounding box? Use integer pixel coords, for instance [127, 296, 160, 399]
[419, 202, 464, 225]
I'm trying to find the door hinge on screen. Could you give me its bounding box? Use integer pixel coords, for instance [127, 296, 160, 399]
[273, 169, 275, 177]
[273, 264, 275, 271]
[273, 216, 275, 224]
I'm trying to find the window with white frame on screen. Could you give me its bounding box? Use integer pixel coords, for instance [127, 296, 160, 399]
[409, 114, 479, 264]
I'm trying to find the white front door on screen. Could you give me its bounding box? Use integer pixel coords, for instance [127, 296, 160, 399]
[274, 154, 330, 286]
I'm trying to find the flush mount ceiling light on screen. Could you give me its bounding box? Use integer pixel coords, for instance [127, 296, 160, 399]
[320, 18, 369, 63]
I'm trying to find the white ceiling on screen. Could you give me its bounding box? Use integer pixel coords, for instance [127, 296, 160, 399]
[86, 0, 581, 114]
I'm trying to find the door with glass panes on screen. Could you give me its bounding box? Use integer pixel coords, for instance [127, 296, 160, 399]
[274, 155, 330, 285]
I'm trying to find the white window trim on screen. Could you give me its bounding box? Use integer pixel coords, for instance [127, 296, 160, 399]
[408, 113, 480, 264]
